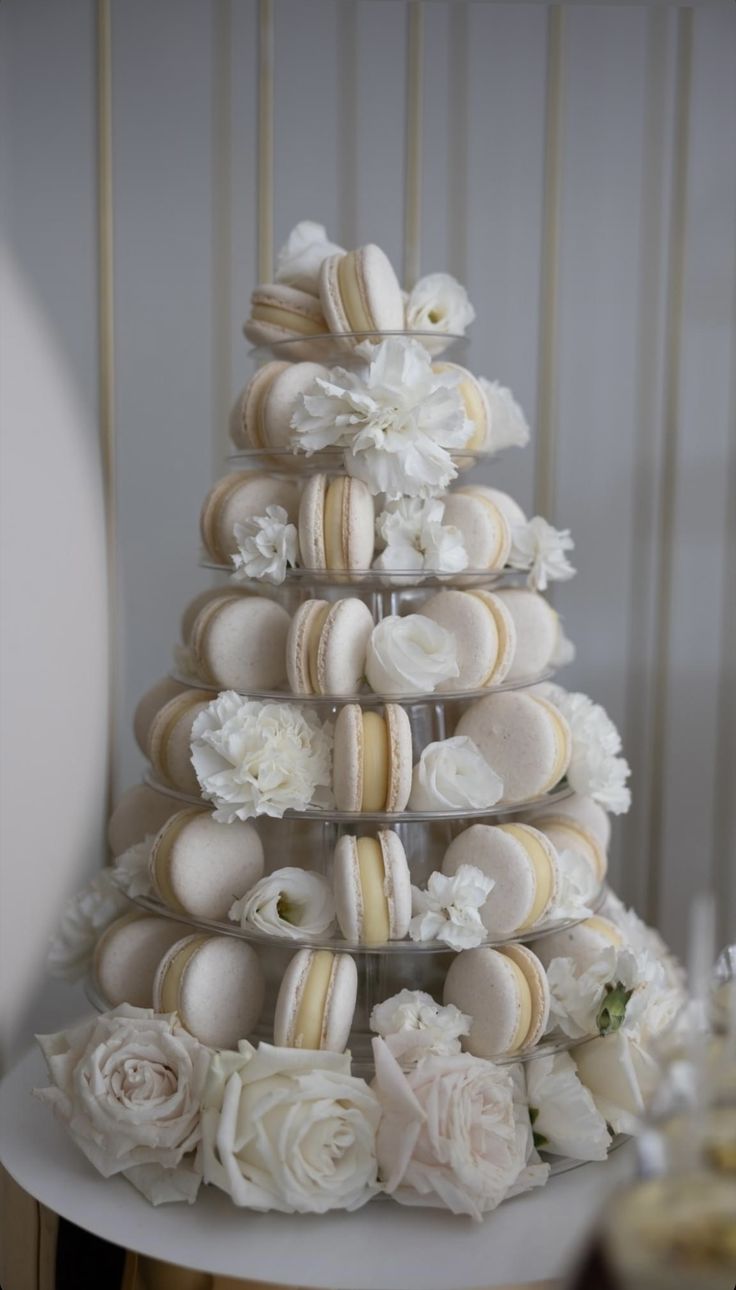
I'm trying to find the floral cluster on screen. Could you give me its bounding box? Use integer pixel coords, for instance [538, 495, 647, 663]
[229, 868, 335, 939]
[409, 736, 503, 811]
[373, 496, 468, 577]
[365, 613, 459, 695]
[409, 865, 494, 951]
[540, 684, 632, 813]
[231, 505, 298, 586]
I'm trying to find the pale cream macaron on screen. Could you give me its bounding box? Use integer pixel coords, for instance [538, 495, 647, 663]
[523, 791, 611, 852]
[422, 588, 516, 692]
[229, 360, 289, 450]
[199, 471, 299, 564]
[319, 244, 404, 340]
[149, 807, 264, 921]
[442, 822, 560, 938]
[191, 592, 290, 692]
[153, 933, 265, 1050]
[107, 783, 177, 856]
[93, 912, 191, 1008]
[180, 586, 252, 646]
[443, 943, 551, 1059]
[298, 473, 375, 572]
[530, 813, 608, 884]
[333, 703, 413, 813]
[243, 284, 328, 360]
[431, 363, 491, 452]
[134, 676, 191, 756]
[230, 359, 328, 461]
[532, 916, 623, 976]
[333, 829, 412, 944]
[147, 689, 213, 796]
[455, 484, 527, 530]
[493, 588, 560, 683]
[287, 598, 374, 697]
[273, 948, 358, 1051]
[456, 689, 572, 804]
[441, 490, 511, 572]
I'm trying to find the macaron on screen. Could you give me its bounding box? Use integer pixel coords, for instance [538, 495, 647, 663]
[442, 823, 560, 937]
[149, 807, 265, 921]
[441, 491, 511, 572]
[229, 360, 289, 450]
[432, 363, 491, 452]
[523, 792, 611, 852]
[243, 284, 328, 359]
[107, 783, 177, 856]
[319, 244, 404, 339]
[199, 471, 299, 564]
[180, 586, 251, 646]
[456, 690, 572, 804]
[333, 829, 412, 944]
[273, 948, 357, 1051]
[93, 912, 190, 1008]
[422, 589, 516, 692]
[493, 589, 559, 682]
[134, 676, 191, 756]
[333, 703, 413, 813]
[298, 473, 375, 572]
[153, 934, 265, 1050]
[191, 593, 290, 692]
[147, 689, 213, 796]
[443, 943, 550, 1058]
[286, 598, 373, 696]
[455, 485, 527, 531]
[530, 813, 608, 884]
[532, 916, 623, 976]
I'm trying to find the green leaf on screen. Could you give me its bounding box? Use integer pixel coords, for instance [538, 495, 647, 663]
[596, 982, 634, 1035]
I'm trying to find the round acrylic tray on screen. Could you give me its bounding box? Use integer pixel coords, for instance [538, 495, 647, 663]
[249, 329, 467, 364]
[225, 445, 499, 479]
[199, 552, 528, 593]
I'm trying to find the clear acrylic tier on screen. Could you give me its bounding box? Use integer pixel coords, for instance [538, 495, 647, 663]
[249, 330, 467, 363]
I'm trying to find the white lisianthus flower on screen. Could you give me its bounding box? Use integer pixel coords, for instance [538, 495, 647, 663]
[191, 693, 334, 821]
[478, 378, 531, 452]
[370, 990, 470, 1068]
[112, 836, 154, 900]
[47, 869, 131, 982]
[546, 945, 657, 1040]
[275, 220, 345, 294]
[540, 686, 632, 814]
[365, 614, 459, 695]
[231, 505, 298, 585]
[372, 1037, 528, 1219]
[405, 272, 476, 336]
[228, 867, 335, 939]
[373, 496, 468, 578]
[508, 517, 576, 592]
[547, 848, 598, 922]
[525, 1051, 611, 1161]
[202, 1042, 380, 1213]
[574, 1030, 660, 1135]
[34, 1006, 209, 1204]
[291, 337, 473, 498]
[409, 864, 494, 950]
[409, 736, 503, 811]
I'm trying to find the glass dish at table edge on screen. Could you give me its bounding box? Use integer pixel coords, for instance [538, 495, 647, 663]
[169, 665, 555, 707]
[199, 552, 531, 592]
[124, 884, 607, 956]
[143, 768, 574, 823]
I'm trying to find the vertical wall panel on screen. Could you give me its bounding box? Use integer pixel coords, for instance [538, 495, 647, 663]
[228, 1, 259, 421]
[352, 1, 408, 269]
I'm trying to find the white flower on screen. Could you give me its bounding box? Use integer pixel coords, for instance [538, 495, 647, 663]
[172, 642, 202, 681]
[34, 1006, 209, 1205]
[546, 946, 652, 1040]
[365, 614, 459, 695]
[409, 736, 503, 811]
[478, 379, 530, 453]
[112, 837, 154, 900]
[372, 1037, 527, 1219]
[191, 693, 333, 821]
[275, 220, 345, 294]
[505, 1063, 551, 1198]
[47, 869, 130, 982]
[405, 272, 476, 336]
[574, 1030, 660, 1135]
[373, 496, 468, 577]
[508, 517, 576, 592]
[231, 506, 298, 586]
[202, 1042, 380, 1213]
[603, 892, 686, 994]
[549, 619, 576, 668]
[291, 337, 472, 498]
[548, 848, 597, 922]
[409, 865, 493, 950]
[525, 1051, 611, 1160]
[229, 867, 335, 939]
[370, 990, 470, 1068]
[542, 686, 632, 814]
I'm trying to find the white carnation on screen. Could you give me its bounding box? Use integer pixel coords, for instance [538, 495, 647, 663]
[275, 220, 344, 294]
[291, 337, 473, 498]
[112, 837, 154, 900]
[542, 686, 631, 814]
[508, 516, 576, 592]
[370, 989, 470, 1068]
[373, 496, 468, 578]
[547, 848, 598, 922]
[405, 272, 476, 336]
[525, 1051, 611, 1160]
[191, 692, 333, 821]
[231, 505, 298, 585]
[409, 864, 494, 950]
[47, 869, 130, 982]
[229, 867, 335, 939]
[546, 945, 653, 1040]
[409, 736, 503, 812]
[478, 378, 530, 452]
[365, 614, 459, 695]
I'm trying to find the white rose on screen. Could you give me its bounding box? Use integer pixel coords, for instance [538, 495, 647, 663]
[229, 867, 335, 939]
[409, 736, 503, 811]
[525, 1051, 611, 1161]
[202, 1042, 380, 1213]
[405, 273, 476, 337]
[409, 865, 493, 950]
[34, 1006, 210, 1204]
[365, 614, 459, 695]
[47, 868, 130, 982]
[275, 220, 345, 294]
[370, 989, 470, 1068]
[372, 1037, 527, 1219]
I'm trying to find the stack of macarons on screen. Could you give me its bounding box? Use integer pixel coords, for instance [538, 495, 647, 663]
[333, 830, 412, 945]
[441, 822, 561, 938]
[93, 912, 192, 1009]
[443, 943, 550, 1059]
[455, 689, 572, 805]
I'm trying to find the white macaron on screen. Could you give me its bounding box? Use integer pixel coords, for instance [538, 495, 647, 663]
[455, 690, 572, 804]
[422, 589, 516, 692]
[532, 916, 623, 976]
[243, 284, 328, 359]
[191, 593, 290, 692]
[441, 491, 511, 571]
[333, 830, 412, 944]
[298, 473, 375, 572]
[286, 598, 373, 696]
[443, 943, 550, 1059]
[319, 244, 404, 339]
[149, 808, 265, 921]
[199, 471, 299, 564]
[134, 676, 191, 756]
[273, 948, 358, 1051]
[147, 689, 213, 795]
[107, 784, 177, 857]
[332, 704, 413, 813]
[442, 822, 559, 937]
[530, 813, 608, 884]
[522, 792, 611, 852]
[493, 588, 559, 682]
[153, 933, 265, 1050]
[93, 912, 191, 1009]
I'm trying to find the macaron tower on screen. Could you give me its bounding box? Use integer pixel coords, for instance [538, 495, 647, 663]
[43, 225, 674, 1222]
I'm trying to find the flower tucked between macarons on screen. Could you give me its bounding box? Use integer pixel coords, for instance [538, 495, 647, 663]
[275, 220, 345, 294]
[508, 516, 576, 592]
[229, 867, 335, 940]
[405, 272, 476, 337]
[409, 865, 494, 950]
[365, 614, 459, 695]
[231, 505, 299, 585]
[408, 735, 504, 811]
[539, 685, 631, 814]
[373, 496, 468, 577]
[370, 989, 470, 1068]
[47, 868, 132, 982]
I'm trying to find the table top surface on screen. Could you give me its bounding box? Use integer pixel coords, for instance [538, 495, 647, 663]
[0, 1044, 636, 1290]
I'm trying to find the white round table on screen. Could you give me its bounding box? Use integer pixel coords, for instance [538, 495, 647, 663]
[0, 1045, 636, 1289]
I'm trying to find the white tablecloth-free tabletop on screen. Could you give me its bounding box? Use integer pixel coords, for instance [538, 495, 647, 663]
[0, 1045, 636, 1289]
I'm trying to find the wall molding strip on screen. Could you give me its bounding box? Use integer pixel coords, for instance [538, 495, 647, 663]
[211, 0, 233, 480]
[403, 1, 424, 291]
[257, 0, 274, 283]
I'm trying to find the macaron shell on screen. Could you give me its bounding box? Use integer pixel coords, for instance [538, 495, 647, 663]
[500, 943, 550, 1049]
[533, 814, 608, 883]
[298, 474, 328, 569]
[133, 676, 190, 756]
[151, 810, 264, 920]
[319, 245, 404, 336]
[286, 599, 328, 695]
[94, 913, 190, 1008]
[244, 285, 328, 358]
[443, 946, 528, 1058]
[456, 485, 527, 531]
[333, 836, 363, 941]
[532, 916, 623, 975]
[434, 364, 490, 450]
[379, 828, 412, 938]
[471, 591, 517, 685]
[442, 824, 538, 937]
[524, 792, 612, 852]
[316, 598, 373, 695]
[385, 704, 413, 812]
[263, 361, 329, 455]
[441, 493, 511, 571]
[107, 784, 177, 857]
[342, 477, 376, 569]
[494, 589, 559, 682]
[193, 594, 290, 691]
[158, 935, 265, 1049]
[232, 360, 290, 450]
[273, 947, 314, 1046]
[422, 589, 501, 692]
[333, 705, 364, 811]
[199, 472, 299, 563]
[321, 952, 358, 1051]
[455, 690, 569, 804]
[148, 690, 212, 795]
[180, 586, 251, 646]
